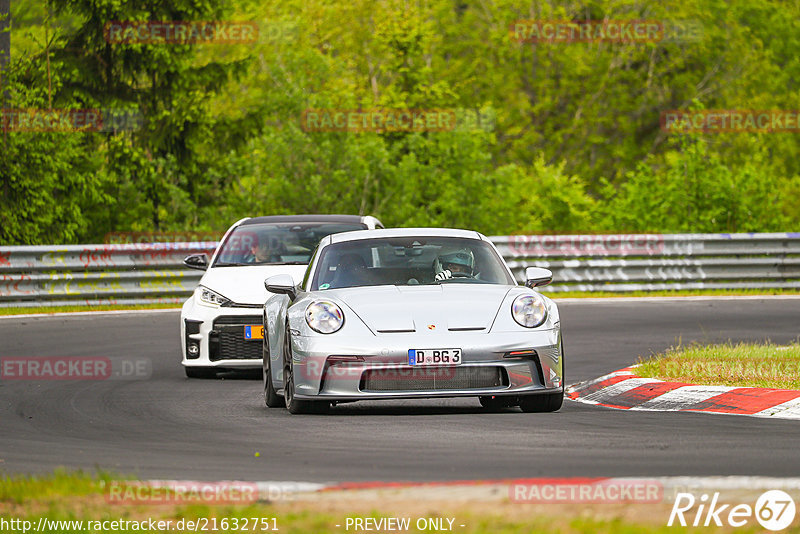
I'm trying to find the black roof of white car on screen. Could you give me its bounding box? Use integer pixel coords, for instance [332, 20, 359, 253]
[328, 228, 484, 244]
[239, 214, 368, 226]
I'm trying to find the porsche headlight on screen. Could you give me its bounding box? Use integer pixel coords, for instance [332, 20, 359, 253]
[512, 293, 547, 328]
[198, 287, 232, 307]
[305, 301, 344, 334]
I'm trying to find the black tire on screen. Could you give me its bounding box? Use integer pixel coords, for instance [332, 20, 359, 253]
[519, 391, 564, 413]
[479, 395, 516, 411]
[263, 335, 284, 408]
[283, 324, 329, 415]
[184, 367, 217, 379]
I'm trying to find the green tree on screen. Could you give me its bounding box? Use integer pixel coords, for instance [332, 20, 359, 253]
[598, 133, 789, 233]
[0, 60, 108, 244]
[47, 0, 259, 236]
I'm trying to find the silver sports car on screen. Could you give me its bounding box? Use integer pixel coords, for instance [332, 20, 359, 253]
[261, 228, 563, 414]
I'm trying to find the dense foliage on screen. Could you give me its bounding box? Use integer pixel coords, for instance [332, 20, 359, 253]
[1, 0, 798, 244]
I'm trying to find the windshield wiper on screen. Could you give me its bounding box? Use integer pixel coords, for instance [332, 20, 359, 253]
[214, 261, 249, 267]
[260, 261, 308, 265]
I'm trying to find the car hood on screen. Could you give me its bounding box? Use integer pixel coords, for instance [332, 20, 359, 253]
[200, 265, 308, 305]
[333, 284, 513, 333]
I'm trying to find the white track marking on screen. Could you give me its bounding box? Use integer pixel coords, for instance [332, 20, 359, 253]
[629, 385, 734, 411]
[754, 397, 800, 419]
[579, 378, 661, 404]
[566, 368, 637, 394]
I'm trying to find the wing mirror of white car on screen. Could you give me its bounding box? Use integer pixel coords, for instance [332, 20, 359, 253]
[265, 274, 297, 300]
[524, 266, 553, 288]
[183, 253, 209, 271]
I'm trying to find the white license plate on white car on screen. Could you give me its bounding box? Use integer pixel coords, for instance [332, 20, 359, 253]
[408, 348, 462, 366]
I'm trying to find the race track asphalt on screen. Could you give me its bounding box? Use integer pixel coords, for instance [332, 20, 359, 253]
[0, 297, 798, 482]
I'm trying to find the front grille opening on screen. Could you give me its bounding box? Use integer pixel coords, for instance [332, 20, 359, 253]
[213, 315, 262, 326]
[360, 366, 508, 392]
[209, 315, 263, 361]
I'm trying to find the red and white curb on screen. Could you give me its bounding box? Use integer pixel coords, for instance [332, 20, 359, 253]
[567, 367, 800, 419]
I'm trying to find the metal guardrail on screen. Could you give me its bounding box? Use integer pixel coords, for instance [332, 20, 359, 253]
[0, 243, 215, 307]
[1, 233, 799, 307]
[494, 232, 800, 292]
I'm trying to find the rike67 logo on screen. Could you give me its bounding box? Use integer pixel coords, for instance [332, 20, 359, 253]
[669, 490, 796, 531]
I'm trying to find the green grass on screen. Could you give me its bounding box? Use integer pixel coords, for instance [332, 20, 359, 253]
[0, 303, 180, 316]
[0, 470, 114, 503]
[636, 342, 800, 389]
[0, 471, 770, 533]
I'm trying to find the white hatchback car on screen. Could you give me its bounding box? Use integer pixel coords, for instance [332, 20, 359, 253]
[180, 214, 383, 378]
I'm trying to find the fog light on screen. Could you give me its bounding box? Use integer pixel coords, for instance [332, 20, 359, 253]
[184, 319, 203, 360]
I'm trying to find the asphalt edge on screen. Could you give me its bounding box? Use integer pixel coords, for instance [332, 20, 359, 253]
[0, 308, 183, 319]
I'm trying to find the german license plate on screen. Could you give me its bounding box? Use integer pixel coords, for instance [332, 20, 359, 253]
[244, 325, 264, 341]
[408, 348, 462, 366]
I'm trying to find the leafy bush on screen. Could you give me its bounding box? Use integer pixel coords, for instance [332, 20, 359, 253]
[597, 134, 791, 233]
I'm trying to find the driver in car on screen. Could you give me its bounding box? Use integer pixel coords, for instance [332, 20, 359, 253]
[434, 249, 476, 281]
[247, 237, 283, 264]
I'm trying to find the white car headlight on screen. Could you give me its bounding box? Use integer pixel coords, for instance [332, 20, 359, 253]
[305, 301, 344, 334]
[198, 287, 232, 307]
[511, 293, 547, 328]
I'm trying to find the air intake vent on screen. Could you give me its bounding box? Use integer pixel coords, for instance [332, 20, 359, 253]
[360, 366, 507, 392]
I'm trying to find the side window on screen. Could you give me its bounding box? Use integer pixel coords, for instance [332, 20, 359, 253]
[302, 245, 320, 290]
[319, 255, 338, 286]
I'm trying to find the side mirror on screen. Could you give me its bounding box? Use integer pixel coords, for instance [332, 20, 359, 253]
[265, 274, 297, 300]
[184, 253, 209, 271]
[524, 266, 553, 288]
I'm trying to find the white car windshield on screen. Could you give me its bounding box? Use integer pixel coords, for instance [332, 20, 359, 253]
[213, 222, 366, 266]
[310, 237, 515, 289]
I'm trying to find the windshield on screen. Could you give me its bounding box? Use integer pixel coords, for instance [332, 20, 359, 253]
[213, 222, 366, 267]
[310, 237, 515, 290]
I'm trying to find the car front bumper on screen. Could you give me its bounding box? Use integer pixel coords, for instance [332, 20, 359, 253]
[180, 297, 264, 369]
[288, 327, 563, 400]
